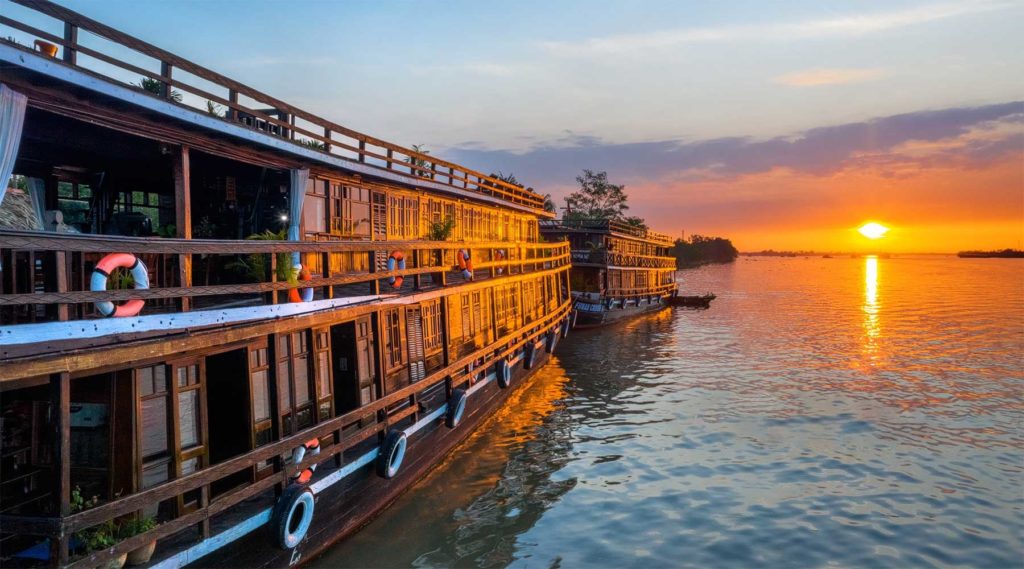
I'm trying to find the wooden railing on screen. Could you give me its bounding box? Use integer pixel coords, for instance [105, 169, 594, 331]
[0, 0, 546, 213]
[570, 249, 677, 269]
[581, 283, 677, 301]
[0, 230, 570, 324]
[0, 298, 573, 569]
[540, 219, 675, 245]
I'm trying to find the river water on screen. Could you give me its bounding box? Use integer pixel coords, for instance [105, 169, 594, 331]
[312, 256, 1023, 568]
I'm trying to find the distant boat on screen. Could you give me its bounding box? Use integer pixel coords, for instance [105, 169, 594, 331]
[957, 249, 1024, 258]
[667, 293, 716, 309]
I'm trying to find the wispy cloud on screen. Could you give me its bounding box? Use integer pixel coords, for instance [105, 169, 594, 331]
[411, 62, 526, 78]
[775, 68, 887, 87]
[539, 1, 1013, 56]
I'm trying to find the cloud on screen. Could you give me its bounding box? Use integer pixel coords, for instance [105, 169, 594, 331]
[539, 1, 1013, 56]
[412, 62, 526, 77]
[447, 100, 1023, 251]
[774, 68, 886, 87]
[449, 101, 1023, 184]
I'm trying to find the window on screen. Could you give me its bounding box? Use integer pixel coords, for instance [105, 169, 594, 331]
[331, 184, 371, 238]
[388, 195, 420, 239]
[422, 300, 443, 355]
[277, 332, 314, 433]
[313, 328, 333, 421]
[303, 178, 327, 234]
[383, 309, 406, 370]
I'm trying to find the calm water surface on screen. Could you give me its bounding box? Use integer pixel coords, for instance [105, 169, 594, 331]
[313, 256, 1023, 568]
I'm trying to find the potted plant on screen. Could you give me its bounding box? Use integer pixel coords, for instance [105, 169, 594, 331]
[120, 516, 158, 566]
[70, 487, 127, 569]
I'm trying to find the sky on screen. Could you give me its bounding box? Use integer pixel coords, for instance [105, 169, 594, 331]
[26, 1, 1024, 251]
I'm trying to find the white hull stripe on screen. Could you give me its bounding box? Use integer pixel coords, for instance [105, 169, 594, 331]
[149, 355, 523, 568]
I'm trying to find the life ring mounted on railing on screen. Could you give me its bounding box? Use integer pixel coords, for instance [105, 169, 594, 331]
[288, 265, 314, 303]
[290, 438, 321, 485]
[90, 253, 149, 317]
[456, 249, 474, 280]
[387, 251, 406, 289]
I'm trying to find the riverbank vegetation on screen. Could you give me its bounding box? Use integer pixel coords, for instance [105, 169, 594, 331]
[671, 235, 739, 268]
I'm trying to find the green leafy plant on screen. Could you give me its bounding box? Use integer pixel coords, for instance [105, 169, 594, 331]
[206, 100, 224, 117]
[427, 216, 456, 241]
[225, 229, 296, 284]
[405, 144, 431, 177]
[139, 77, 183, 102]
[118, 516, 157, 539]
[155, 223, 177, 238]
[300, 139, 327, 151]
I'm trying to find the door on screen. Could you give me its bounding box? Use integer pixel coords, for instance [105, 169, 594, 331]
[372, 191, 388, 271]
[406, 307, 426, 383]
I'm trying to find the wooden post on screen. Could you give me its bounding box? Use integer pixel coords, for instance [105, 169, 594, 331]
[48, 371, 70, 568]
[160, 62, 173, 100]
[173, 145, 192, 312]
[324, 128, 332, 153]
[228, 89, 239, 122]
[386, 149, 393, 170]
[358, 140, 366, 163]
[54, 251, 69, 321]
[269, 252, 278, 305]
[62, 23, 77, 65]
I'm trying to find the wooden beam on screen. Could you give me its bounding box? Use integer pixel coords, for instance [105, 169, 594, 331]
[61, 22, 76, 65]
[48, 371, 70, 567]
[172, 145, 192, 312]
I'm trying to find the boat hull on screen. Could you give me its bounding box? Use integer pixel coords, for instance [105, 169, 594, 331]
[571, 296, 669, 329]
[162, 349, 555, 569]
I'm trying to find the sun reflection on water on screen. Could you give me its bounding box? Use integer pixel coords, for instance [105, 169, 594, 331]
[862, 256, 881, 362]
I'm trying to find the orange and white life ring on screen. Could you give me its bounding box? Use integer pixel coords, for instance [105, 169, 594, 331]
[291, 438, 321, 485]
[387, 251, 406, 288]
[456, 249, 473, 280]
[288, 265, 313, 303]
[90, 253, 149, 317]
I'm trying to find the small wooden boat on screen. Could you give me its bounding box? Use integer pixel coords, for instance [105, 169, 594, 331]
[667, 293, 716, 308]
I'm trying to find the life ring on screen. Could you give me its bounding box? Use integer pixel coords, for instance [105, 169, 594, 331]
[290, 438, 320, 485]
[495, 249, 506, 275]
[545, 329, 558, 354]
[445, 388, 468, 428]
[523, 341, 538, 370]
[90, 253, 149, 317]
[456, 249, 473, 280]
[495, 358, 512, 388]
[376, 429, 407, 479]
[288, 265, 314, 303]
[271, 485, 315, 550]
[386, 251, 406, 288]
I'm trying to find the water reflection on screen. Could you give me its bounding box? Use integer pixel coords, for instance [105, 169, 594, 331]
[862, 256, 881, 362]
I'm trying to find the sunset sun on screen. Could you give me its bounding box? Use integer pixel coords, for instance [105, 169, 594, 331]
[858, 222, 890, 240]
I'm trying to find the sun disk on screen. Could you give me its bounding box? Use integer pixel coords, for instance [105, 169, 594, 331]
[858, 222, 890, 240]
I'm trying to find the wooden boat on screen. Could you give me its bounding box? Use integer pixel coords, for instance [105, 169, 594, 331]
[539, 219, 677, 328]
[666, 293, 715, 308]
[0, 3, 572, 568]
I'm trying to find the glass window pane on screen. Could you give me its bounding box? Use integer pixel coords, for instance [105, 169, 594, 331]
[252, 370, 270, 422]
[278, 335, 289, 357]
[177, 367, 188, 388]
[141, 397, 168, 459]
[278, 362, 291, 410]
[141, 458, 169, 489]
[181, 457, 198, 476]
[317, 352, 330, 397]
[154, 365, 166, 393]
[138, 367, 153, 396]
[178, 390, 199, 449]
[294, 355, 310, 404]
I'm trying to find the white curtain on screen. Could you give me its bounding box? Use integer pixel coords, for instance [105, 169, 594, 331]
[26, 177, 46, 229]
[289, 168, 309, 268]
[0, 84, 28, 206]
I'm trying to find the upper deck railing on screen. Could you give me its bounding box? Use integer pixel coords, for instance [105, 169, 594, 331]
[0, 0, 547, 213]
[539, 219, 674, 246]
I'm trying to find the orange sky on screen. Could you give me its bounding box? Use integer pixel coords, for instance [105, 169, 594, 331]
[453, 101, 1023, 253]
